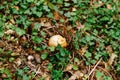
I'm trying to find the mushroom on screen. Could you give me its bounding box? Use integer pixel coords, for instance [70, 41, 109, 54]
[48, 35, 67, 48]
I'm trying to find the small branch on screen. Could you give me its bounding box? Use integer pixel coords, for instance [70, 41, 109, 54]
[88, 58, 102, 79]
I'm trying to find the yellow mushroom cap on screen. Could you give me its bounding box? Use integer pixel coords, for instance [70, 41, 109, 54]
[48, 35, 67, 48]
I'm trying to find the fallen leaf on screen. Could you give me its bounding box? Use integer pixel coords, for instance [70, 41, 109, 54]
[4, 30, 15, 35]
[11, 52, 20, 56]
[92, 1, 104, 8]
[106, 45, 117, 65]
[0, 40, 6, 48]
[69, 71, 84, 80]
[14, 58, 22, 66]
[76, 21, 85, 30]
[34, 54, 41, 63]
[106, 45, 113, 53]
[107, 4, 112, 10]
[108, 53, 117, 65]
[14, 6, 19, 10]
[42, 73, 51, 80]
[64, 64, 73, 71]
[72, 7, 76, 11]
[53, 11, 61, 20]
[78, 46, 88, 56]
[10, 19, 15, 24]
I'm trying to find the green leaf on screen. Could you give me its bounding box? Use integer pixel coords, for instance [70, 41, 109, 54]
[40, 31, 46, 36]
[47, 63, 53, 70]
[52, 70, 63, 80]
[27, 0, 34, 2]
[48, 2, 54, 10]
[43, 5, 50, 12]
[64, 2, 70, 7]
[85, 51, 92, 58]
[96, 71, 104, 79]
[23, 75, 30, 80]
[34, 22, 41, 30]
[9, 57, 15, 62]
[74, 58, 79, 64]
[47, 12, 54, 18]
[32, 36, 43, 44]
[0, 21, 4, 27]
[64, 12, 71, 17]
[73, 65, 78, 70]
[15, 28, 25, 36]
[41, 53, 48, 60]
[0, 32, 4, 37]
[35, 12, 43, 17]
[49, 46, 55, 52]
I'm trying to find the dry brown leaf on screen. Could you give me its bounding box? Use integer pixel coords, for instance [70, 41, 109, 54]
[8, 36, 15, 42]
[34, 54, 41, 63]
[64, 64, 73, 71]
[69, 71, 84, 80]
[14, 6, 19, 10]
[27, 48, 35, 54]
[10, 19, 15, 24]
[76, 21, 85, 30]
[14, 58, 22, 66]
[72, 7, 76, 11]
[108, 53, 117, 65]
[106, 45, 117, 65]
[43, 22, 51, 27]
[92, 1, 104, 8]
[11, 52, 20, 56]
[78, 46, 88, 56]
[107, 4, 112, 10]
[4, 30, 15, 35]
[0, 40, 6, 48]
[106, 45, 113, 53]
[35, 18, 52, 27]
[42, 73, 51, 80]
[53, 11, 61, 20]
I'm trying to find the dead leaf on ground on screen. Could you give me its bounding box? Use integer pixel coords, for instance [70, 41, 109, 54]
[10, 19, 15, 24]
[35, 18, 52, 27]
[108, 53, 117, 65]
[76, 21, 85, 30]
[42, 73, 51, 80]
[78, 46, 88, 56]
[0, 40, 6, 48]
[91, 1, 104, 8]
[64, 64, 73, 71]
[11, 52, 20, 56]
[68, 71, 84, 80]
[14, 6, 19, 10]
[4, 30, 15, 35]
[106, 45, 113, 53]
[106, 45, 117, 65]
[34, 54, 41, 63]
[53, 11, 61, 20]
[14, 58, 22, 67]
[107, 4, 112, 10]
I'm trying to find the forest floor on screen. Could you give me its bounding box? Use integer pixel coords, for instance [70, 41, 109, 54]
[0, 0, 120, 80]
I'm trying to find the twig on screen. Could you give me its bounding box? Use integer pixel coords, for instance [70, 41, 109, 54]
[88, 58, 102, 79]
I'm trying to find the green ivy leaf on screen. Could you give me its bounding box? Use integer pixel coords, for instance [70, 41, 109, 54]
[27, 0, 34, 3]
[34, 22, 41, 30]
[85, 51, 92, 58]
[96, 71, 104, 79]
[48, 2, 54, 10]
[73, 65, 78, 70]
[41, 53, 48, 60]
[32, 36, 43, 44]
[49, 46, 55, 52]
[15, 28, 25, 36]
